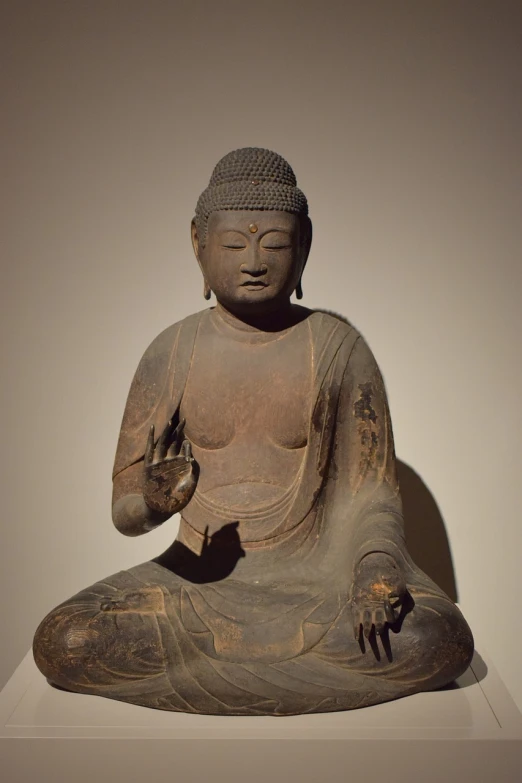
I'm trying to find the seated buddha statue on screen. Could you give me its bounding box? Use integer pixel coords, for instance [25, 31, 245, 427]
[33, 148, 474, 716]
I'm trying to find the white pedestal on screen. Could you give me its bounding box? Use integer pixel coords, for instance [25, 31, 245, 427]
[1, 648, 521, 783]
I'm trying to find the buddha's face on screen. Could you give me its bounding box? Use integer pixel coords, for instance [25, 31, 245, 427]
[192, 211, 310, 315]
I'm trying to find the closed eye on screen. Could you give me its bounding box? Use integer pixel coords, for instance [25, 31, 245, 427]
[222, 244, 246, 250]
[262, 245, 292, 251]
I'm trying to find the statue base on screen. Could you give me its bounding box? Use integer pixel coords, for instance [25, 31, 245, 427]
[1, 641, 521, 783]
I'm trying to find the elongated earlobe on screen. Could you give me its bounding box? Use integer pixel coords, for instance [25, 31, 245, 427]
[204, 282, 211, 301]
[295, 281, 303, 300]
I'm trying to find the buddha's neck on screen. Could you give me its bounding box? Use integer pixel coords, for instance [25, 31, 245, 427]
[214, 300, 301, 334]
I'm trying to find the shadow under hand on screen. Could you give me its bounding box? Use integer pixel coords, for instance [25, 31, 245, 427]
[397, 460, 458, 602]
[154, 521, 245, 583]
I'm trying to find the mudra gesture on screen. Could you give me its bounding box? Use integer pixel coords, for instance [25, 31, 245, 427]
[33, 148, 473, 715]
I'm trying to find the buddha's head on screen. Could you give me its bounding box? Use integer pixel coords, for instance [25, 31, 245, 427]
[192, 148, 312, 316]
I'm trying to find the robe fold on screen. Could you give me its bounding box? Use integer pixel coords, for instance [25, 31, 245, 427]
[36, 308, 469, 715]
[113, 308, 412, 573]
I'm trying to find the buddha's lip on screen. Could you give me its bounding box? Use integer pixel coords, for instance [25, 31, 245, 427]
[241, 280, 268, 287]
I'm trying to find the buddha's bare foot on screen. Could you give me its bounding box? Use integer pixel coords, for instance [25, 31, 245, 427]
[351, 552, 408, 640]
[100, 585, 166, 614]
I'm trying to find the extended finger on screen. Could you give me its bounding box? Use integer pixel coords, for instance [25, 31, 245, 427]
[167, 421, 187, 458]
[384, 594, 397, 624]
[363, 609, 373, 639]
[157, 419, 175, 460]
[373, 607, 386, 635]
[182, 440, 193, 462]
[353, 612, 362, 641]
[145, 425, 155, 466]
[173, 418, 186, 452]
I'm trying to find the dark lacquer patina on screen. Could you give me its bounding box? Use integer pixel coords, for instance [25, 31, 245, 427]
[33, 148, 473, 715]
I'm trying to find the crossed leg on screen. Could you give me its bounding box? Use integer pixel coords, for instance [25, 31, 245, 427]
[33, 564, 474, 715]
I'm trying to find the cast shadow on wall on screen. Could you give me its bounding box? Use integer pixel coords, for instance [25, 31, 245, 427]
[387, 460, 486, 685]
[397, 460, 458, 602]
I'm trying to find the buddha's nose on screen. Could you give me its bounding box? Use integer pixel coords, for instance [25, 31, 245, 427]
[240, 257, 268, 277]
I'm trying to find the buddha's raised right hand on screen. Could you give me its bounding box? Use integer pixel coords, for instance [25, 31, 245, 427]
[142, 416, 198, 515]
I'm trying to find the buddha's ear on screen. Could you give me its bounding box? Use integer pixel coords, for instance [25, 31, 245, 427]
[191, 218, 201, 265]
[299, 215, 313, 272]
[192, 219, 211, 300]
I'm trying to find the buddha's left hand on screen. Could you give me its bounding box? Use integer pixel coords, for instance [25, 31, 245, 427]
[351, 552, 408, 640]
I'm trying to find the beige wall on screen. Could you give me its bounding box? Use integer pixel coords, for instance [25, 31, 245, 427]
[2, 0, 521, 710]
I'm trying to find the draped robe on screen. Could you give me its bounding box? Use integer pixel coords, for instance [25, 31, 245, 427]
[33, 308, 473, 715]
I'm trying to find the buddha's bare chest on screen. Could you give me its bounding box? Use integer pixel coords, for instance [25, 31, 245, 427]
[181, 325, 312, 450]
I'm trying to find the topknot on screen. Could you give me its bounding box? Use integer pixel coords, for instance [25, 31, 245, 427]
[195, 147, 308, 243]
